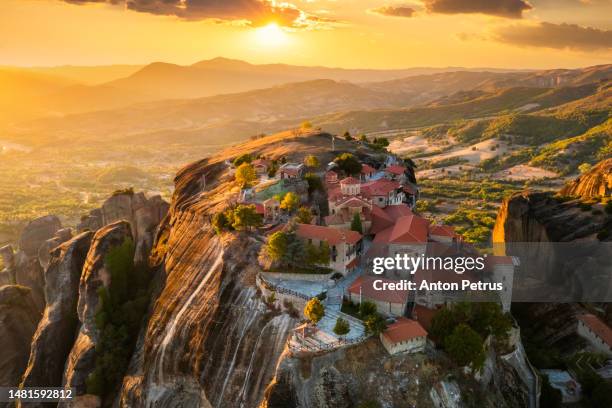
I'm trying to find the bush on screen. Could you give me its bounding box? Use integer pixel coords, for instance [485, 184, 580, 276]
[334, 153, 362, 175]
[333, 318, 351, 337]
[304, 297, 325, 324]
[444, 324, 485, 369]
[86, 239, 151, 400]
[233, 153, 252, 167]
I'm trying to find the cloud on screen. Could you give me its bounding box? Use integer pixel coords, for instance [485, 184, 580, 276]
[494, 22, 612, 50]
[371, 5, 416, 18]
[423, 0, 532, 18]
[62, 0, 313, 27]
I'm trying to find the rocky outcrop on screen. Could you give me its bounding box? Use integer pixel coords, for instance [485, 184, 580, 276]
[78, 191, 169, 263]
[0, 245, 16, 285]
[18, 215, 61, 258]
[20, 231, 94, 397]
[0, 285, 40, 389]
[559, 158, 612, 199]
[61, 221, 133, 399]
[115, 160, 296, 408]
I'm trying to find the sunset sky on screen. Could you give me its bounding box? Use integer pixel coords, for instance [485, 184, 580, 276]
[1, 0, 611, 69]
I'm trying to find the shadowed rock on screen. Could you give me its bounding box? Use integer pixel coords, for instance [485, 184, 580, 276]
[0, 285, 40, 388]
[18, 215, 61, 258]
[560, 158, 611, 199]
[78, 191, 168, 263]
[61, 221, 133, 400]
[20, 231, 94, 399]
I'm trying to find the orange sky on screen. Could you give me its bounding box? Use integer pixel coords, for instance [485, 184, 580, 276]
[1, 0, 610, 69]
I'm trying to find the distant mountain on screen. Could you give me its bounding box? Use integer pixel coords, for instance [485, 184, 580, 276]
[12, 64, 143, 85]
[10, 64, 610, 151]
[0, 69, 76, 125]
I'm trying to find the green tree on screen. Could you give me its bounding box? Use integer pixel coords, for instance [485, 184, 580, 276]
[363, 313, 386, 335]
[235, 162, 257, 188]
[304, 297, 325, 324]
[429, 307, 456, 343]
[444, 324, 485, 369]
[86, 239, 151, 399]
[232, 204, 262, 231]
[359, 300, 377, 318]
[343, 131, 353, 141]
[334, 153, 362, 175]
[304, 155, 319, 169]
[233, 153, 252, 167]
[296, 206, 313, 224]
[333, 317, 350, 338]
[212, 212, 230, 234]
[578, 162, 592, 174]
[358, 134, 368, 142]
[280, 192, 300, 212]
[301, 120, 313, 130]
[350, 213, 363, 233]
[304, 173, 323, 194]
[265, 231, 289, 264]
[318, 242, 330, 264]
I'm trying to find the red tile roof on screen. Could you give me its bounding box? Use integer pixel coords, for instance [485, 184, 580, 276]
[361, 179, 401, 197]
[296, 223, 362, 245]
[578, 314, 612, 348]
[412, 305, 439, 332]
[385, 165, 406, 175]
[382, 317, 427, 344]
[254, 203, 265, 214]
[429, 224, 458, 238]
[360, 164, 376, 174]
[340, 176, 360, 185]
[372, 214, 430, 244]
[384, 205, 413, 220]
[348, 275, 409, 304]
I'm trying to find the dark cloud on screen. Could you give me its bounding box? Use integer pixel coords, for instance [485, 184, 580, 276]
[494, 22, 612, 50]
[423, 0, 532, 18]
[371, 5, 416, 18]
[62, 0, 305, 27]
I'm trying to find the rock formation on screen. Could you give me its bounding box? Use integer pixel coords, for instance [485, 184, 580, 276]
[559, 158, 612, 199]
[20, 231, 94, 398]
[78, 191, 169, 263]
[0, 285, 40, 389]
[61, 221, 133, 400]
[115, 160, 296, 408]
[18, 215, 61, 258]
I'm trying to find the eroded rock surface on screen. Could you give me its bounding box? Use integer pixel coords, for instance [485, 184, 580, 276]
[78, 191, 169, 263]
[61, 221, 133, 399]
[560, 158, 611, 199]
[0, 285, 40, 388]
[20, 231, 94, 397]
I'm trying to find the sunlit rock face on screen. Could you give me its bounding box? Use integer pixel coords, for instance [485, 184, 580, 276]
[78, 191, 169, 263]
[61, 221, 133, 400]
[560, 158, 611, 199]
[116, 160, 295, 408]
[20, 231, 93, 400]
[0, 285, 39, 389]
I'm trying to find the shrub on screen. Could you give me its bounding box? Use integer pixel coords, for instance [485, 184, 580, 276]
[444, 324, 485, 369]
[333, 318, 351, 337]
[304, 297, 325, 324]
[86, 239, 151, 400]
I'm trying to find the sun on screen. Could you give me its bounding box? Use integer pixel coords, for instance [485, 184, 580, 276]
[254, 23, 289, 47]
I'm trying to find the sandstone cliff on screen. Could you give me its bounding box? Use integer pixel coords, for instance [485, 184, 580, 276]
[559, 158, 611, 199]
[61, 221, 133, 403]
[116, 158, 295, 408]
[20, 231, 94, 399]
[0, 285, 40, 390]
[78, 191, 169, 263]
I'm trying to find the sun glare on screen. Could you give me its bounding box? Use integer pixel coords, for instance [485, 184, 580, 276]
[254, 23, 288, 47]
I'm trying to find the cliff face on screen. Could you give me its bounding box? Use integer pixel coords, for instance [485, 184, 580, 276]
[559, 158, 612, 199]
[61, 221, 133, 401]
[117, 160, 295, 408]
[78, 191, 169, 263]
[0, 285, 40, 389]
[20, 231, 93, 396]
